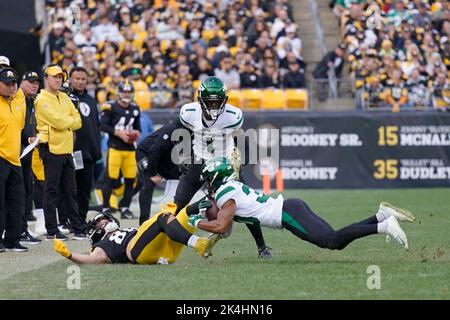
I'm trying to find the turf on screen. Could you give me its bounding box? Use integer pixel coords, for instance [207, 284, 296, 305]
[0, 188, 449, 300]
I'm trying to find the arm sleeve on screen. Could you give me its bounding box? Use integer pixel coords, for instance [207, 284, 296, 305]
[145, 122, 178, 176]
[100, 108, 115, 135]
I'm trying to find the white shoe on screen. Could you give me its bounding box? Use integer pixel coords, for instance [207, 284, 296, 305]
[385, 216, 409, 249]
[379, 202, 416, 222]
[58, 225, 70, 235]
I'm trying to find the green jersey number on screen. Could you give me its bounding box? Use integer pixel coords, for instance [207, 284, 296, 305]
[242, 185, 269, 203]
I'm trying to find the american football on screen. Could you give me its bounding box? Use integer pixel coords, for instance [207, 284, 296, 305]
[205, 197, 219, 221]
[126, 130, 139, 143]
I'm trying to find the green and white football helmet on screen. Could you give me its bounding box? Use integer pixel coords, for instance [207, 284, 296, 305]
[198, 76, 228, 120]
[200, 157, 237, 193]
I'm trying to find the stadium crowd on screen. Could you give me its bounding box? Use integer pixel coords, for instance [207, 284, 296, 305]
[329, 0, 450, 111]
[45, 0, 307, 109]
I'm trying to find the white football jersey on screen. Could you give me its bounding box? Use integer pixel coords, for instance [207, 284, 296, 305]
[214, 180, 284, 229]
[179, 102, 243, 160]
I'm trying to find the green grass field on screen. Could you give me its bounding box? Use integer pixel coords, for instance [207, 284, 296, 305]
[0, 188, 449, 300]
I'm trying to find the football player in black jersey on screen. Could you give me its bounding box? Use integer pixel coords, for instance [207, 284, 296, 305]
[100, 80, 141, 219]
[53, 202, 220, 264]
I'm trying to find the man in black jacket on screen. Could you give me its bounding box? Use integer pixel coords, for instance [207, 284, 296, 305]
[313, 44, 346, 101]
[70, 67, 102, 222]
[136, 120, 182, 225]
[18, 71, 42, 245]
[282, 61, 307, 88]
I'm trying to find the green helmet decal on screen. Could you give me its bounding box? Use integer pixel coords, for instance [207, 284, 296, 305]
[198, 76, 228, 120]
[201, 157, 237, 192]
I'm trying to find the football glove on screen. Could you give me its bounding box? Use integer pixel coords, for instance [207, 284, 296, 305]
[54, 239, 71, 258]
[198, 198, 212, 216]
[188, 213, 205, 228]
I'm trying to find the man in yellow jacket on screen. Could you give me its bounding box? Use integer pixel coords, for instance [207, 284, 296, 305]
[0, 66, 28, 252]
[35, 65, 86, 241]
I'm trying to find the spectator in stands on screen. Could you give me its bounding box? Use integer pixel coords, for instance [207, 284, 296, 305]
[74, 24, 98, 48]
[240, 61, 261, 88]
[48, 22, 66, 57]
[407, 69, 430, 108]
[192, 57, 214, 82]
[150, 73, 171, 108]
[356, 74, 386, 110]
[431, 72, 450, 110]
[92, 15, 123, 44]
[384, 68, 409, 112]
[313, 44, 346, 101]
[333, 0, 365, 18]
[283, 61, 307, 89]
[260, 60, 281, 88]
[413, 2, 432, 28]
[214, 56, 240, 89]
[174, 74, 194, 108]
[276, 24, 302, 60]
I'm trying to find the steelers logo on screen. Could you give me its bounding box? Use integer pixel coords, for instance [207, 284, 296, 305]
[79, 102, 90, 117]
[133, 109, 139, 117]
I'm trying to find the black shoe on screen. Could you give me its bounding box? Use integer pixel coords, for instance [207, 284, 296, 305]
[120, 209, 135, 220]
[20, 232, 42, 245]
[5, 243, 28, 252]
[103, 208, 117, 215]
[27, 214, 37, 222]
[46, 232, 68, 241]
[258, 246, 273, 259]
[72, 233, 87, 241]
[0, 243, 4, 253]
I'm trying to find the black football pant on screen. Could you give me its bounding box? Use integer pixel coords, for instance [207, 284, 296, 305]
[138, 170, 180, 225]
[174, 163, 268, 250]
[0, 157, 24, 248]
[20, 153, 33, 234]
[281, 198, 378, 250]
[41, 146, 86, 235]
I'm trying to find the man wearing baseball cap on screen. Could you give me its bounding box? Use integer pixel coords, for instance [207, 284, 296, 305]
[0, 55, 10, 68]
[18, 71, 43, 245]
[0, 66, 28, 252]
[35, 64, 86, 241]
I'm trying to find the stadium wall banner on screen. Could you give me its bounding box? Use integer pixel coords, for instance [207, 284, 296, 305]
[146, 111, 450, 189]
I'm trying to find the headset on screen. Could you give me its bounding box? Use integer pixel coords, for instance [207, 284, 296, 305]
[43, 64, 68, 82]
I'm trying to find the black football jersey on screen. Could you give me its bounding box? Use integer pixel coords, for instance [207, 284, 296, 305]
[100, 101, 141, 151]
[92, 228, 137, 263]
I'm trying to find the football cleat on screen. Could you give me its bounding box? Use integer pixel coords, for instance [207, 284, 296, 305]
[258, 246, 273, 259]
[379, 202, 416, 222]
[195, 233, 222, 258]
[385, 216, 409, 249]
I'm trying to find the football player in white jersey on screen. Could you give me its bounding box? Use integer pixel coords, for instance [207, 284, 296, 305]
[189, 157, 416, 252]
[174, 76, 272, 258]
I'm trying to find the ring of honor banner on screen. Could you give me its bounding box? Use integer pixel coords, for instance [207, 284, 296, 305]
[147, 111, 450, 189]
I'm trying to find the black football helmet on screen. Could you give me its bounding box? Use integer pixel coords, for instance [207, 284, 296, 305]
[87, 212, 120, 245]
